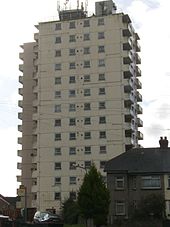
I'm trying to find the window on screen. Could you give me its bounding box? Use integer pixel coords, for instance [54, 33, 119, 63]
[84, 60, 90, 68]
[100, 145, 107, 154]
[100, 161, 106, 169]
[84, 103, 91, 110]
[70, 62, 76, 69]
[98, 59, 105, 67]
[85, 161, 91, 169]
[84, 33, 90, 41]
[55, 177, 61, 185]
[84, 47, 90, 54]
[55, 119, 61, 127]
[55, 63, 61, 70]
[84, 20, 90, 27]
[70, 162, 76, 170]
[99, 88, 105, 95]
[55, 36, 61, 43]
[99, 131, 106, 139]
[55, 77, 61, 84]
[84, 74, 90, 82]
[69, 147, 76, 155]
[69, 89, 76, 97]
[98, 45, 105, 53]
[69, 118, 76, 126]
[69, 48, 76, 56]
[84, 117, 91, 125]
[141, 176, 161, 189]
[55, 23, 61, 30]
[55, 91, 61, 98]
[69, 104, 76, 112]
[98, 32, 105, 39]
[55, 133, 61, 141]
[98, 18, 104, 25]
[99, 116, 106, 124]
[99, 101, 105, 109]
[69, 76, 76, 84]
[55, 50, 61, 57]
[85, 146, 91, 154]
[115, 201, 125, 215]
[70, 191, 76, 200]
[55, 104, 61, 112]
[69, 21, 76, 29]
[115, 176, 124, 189]
[84, 132, 91, 140]
[84, 89, 91, 96]
[54, 192, 61, 200]
[55, 162, 61, 170]
[99, 73, 105, 81]
[69, 132, 76, 140]
[54, 147, 61, 156]
[69, 35, 76, 42]
[70, 176, 76, 184]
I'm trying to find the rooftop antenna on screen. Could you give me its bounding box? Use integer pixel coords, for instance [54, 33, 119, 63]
[77, 0, 80, 9]
[85, 0, 88, 13]
[57, 0, 60, 14]
[81, 2, 84, 11]
[64, 0, 69, 10]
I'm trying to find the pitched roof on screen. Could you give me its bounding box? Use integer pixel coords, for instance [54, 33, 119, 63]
[104, 147, 170, 174]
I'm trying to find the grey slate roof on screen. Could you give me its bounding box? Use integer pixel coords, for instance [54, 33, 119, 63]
[104, 147, 170, 174]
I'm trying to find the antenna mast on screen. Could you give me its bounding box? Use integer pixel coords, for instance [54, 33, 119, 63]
[85, 0, 88, 13]
[64, 0, 69, 10]
[57, 0, 60, 14]
[77, 0, 80, 9]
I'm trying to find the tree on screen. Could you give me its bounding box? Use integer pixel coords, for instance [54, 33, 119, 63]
[77, 164, 110, 226]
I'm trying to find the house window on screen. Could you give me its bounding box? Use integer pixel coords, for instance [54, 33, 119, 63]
[84, 89, 91, 96]
[55, 77, 61, 84]
[84, 33, 90, 41]
[55, 133, 61, 141]
[55, 23, 61, 30]
[54, 192, 61, 200]
[84, 20, 90, 27]
[70, 162, 76, 170]
[69, 89, 76, 97]
[70, 62, 76, 69]
[69, 35, 76, 42]
[70, 176, 76, 184]
[69, 118, 76, 126]
[84, 60, 90, 68]
[84, 117, 91, 125]
[69, 132, 76, 140]
[69, 147, 76, 155]
[85, 161, 91, 169]
[69, 21, 76, 29]
[55, 162, 61, 170]
[99, 131, 106, 139]
[55, 104, 61, 112]
[69, 104, 76, 112]
[55, 177, 61, 185]
[84, 132, 91, 140]
[115, 201, 125, 215]
[55, 91, 61, 98]
[70, 191, 76, 200]
[100, 161, 106, 169]
[99, 116, 106, 124]
[54, 147, 61, 156]
[141, 176, 161, 189]
[98, 18, 104, 25]
[69, 48, 76, 56]
[100, 145, 106, 154]
[98, 45, 105, 53]
[55, 36, 61, 43]
[55, 50, 61, 57]
[99, 88, 105, 95]
[84, 103, 91, 110]
[84, 47, 90, 54]
[98, 59, 105, 67]
[98, 32, 105, 39]
[99, 73, 105, 81]
[55, 63, 61, 70]
[84, 74, 90, 82]
[55, 119, 61, 127]
[115, 176, 124, 190]
[85, 146, 91, 154]
[69, 76, 76, 84]
[99, 101, 105, 109]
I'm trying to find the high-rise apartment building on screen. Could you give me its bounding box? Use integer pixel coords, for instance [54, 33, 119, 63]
[17, 0, 143, 212]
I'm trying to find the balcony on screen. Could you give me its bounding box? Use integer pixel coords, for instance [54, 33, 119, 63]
[18, 100, 23, 108]
[17, 162, 22, 170]
[136, 66, 141, 77]
[19, 75, 23, 84]
[123, 39, 132, 51]
[136, 41, 141, 52]
[18, 137, 22, 145]
[18, 88, 23, 96]
[136, 104, 143, 114]
[137, 131, 143, 140]
[137, 118, 143, 127]
[33, 85, 38, 93]
[17, 175, 22, 182]
[18, 125, 22, 132]
[122, 14, 131, 24]
[33, 45, 38, 53]
[123, 52, 133, 64]
[33, 99, 38, 106]
[125, 129, 133, 137]
[18, 112, 23, 120]
[34, 33, 39, 42]
[125, 109, 134, 122]
[31, 163, 37, 171]
[32, 112, 38, 120]
[17, 150, 22, 157]
[19, 52, 24, 60]
[136, 78, 142, 89]
[136, 91, 142, 102]
[136, 53, 141, 64]
[123, 65, 133, 78]
[122, 28, 132, 37]
[32, 178, 37, 186]
[19, 64, 23, 72]
[135, 33, 140, 40]
[124, 93, 134, 106]
[124, 79, 133, 93]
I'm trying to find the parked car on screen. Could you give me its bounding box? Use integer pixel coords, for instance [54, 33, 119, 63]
[33, 211, 63, 224]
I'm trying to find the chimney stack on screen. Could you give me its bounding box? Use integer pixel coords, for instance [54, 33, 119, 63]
[159, 136, 169, 149]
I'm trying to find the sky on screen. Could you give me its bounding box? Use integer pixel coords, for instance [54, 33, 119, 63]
[0, 0, 170, 196]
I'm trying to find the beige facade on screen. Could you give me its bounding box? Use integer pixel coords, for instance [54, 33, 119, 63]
[17, 1, 142, 212]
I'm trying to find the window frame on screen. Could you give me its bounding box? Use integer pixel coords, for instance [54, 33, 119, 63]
[115, 176, 125, 190]
[141, 176, 161, 189]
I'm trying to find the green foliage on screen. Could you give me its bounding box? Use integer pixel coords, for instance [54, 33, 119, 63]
[77, 164, 110, 225]
[62, 198, 80, 224]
